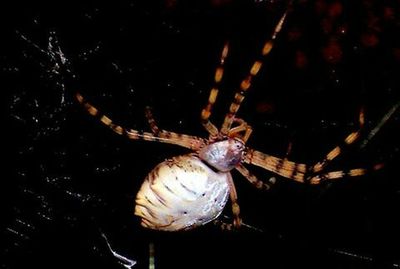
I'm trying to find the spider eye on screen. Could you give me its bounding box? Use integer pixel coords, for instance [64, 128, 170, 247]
[234, 141, 244, 150]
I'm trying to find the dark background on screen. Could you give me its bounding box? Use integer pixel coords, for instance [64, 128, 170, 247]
[1, 0, 400, 268]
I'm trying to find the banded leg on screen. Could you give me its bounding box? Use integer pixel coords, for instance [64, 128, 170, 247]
[244, 147, 384, 184]
[235, 163, 272, 190]
[310, 108, 365, 173]
[201, 42, 230, 137]
[145, 106, 160, 135]
[220, 9, 289, 136]
[312, 101, 400, 182]
[76, 93, 206, 150]
[228, 118, 253, 143]
[214, 173, 242, 230]
[244, 148, 307, 183]
[307, 163, 385, 184]
[227, 172, 242, 228]
[144, 105, 209, 151]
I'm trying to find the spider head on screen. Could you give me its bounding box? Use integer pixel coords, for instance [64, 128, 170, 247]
[199, 138, 245, 172]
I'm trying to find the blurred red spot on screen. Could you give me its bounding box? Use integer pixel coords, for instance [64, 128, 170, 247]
[383, 7, 395, 20]
[322, 39, 343, 64]
[328, 2, 343, 18]
[256, 102, 275, 114]
[361, 32, 379, 47]
[295, 50, 308, 69]
[165, 0, 177, 8]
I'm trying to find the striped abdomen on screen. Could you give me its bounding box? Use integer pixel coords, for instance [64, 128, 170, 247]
[134, 155, 230, 231]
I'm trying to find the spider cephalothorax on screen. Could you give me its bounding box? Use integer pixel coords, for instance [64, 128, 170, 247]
[199, 138, 245, 172]
[76, 3, 383, 231]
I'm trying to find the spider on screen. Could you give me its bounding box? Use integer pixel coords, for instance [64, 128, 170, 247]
[75, 6, 383, 232]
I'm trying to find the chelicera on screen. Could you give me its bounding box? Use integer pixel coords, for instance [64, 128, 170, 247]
[75, 6, 383, 231]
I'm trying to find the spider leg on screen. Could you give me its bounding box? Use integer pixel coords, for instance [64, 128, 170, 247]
[310, 108, 365, 173]
[243, 109, 365, 180]
[306, 101, 399, 183]
[144, 106, 160, 135]
[76, 93, 206, 150]
[228, 118, 253, 143]
[244, 147, 384, 184]
[227, 172, 242, 228]
[220, 7, 289, 136]
[144, 106, 217, 152]
[235, 163, 273, 190]
[213, 172, 242, 230]
[243, 148, 307, 183]
[307, 163, 385, 184]
[201, 42, 230, 137]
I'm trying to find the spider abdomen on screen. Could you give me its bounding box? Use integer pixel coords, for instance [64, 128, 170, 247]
[134, 155, 230, 231]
